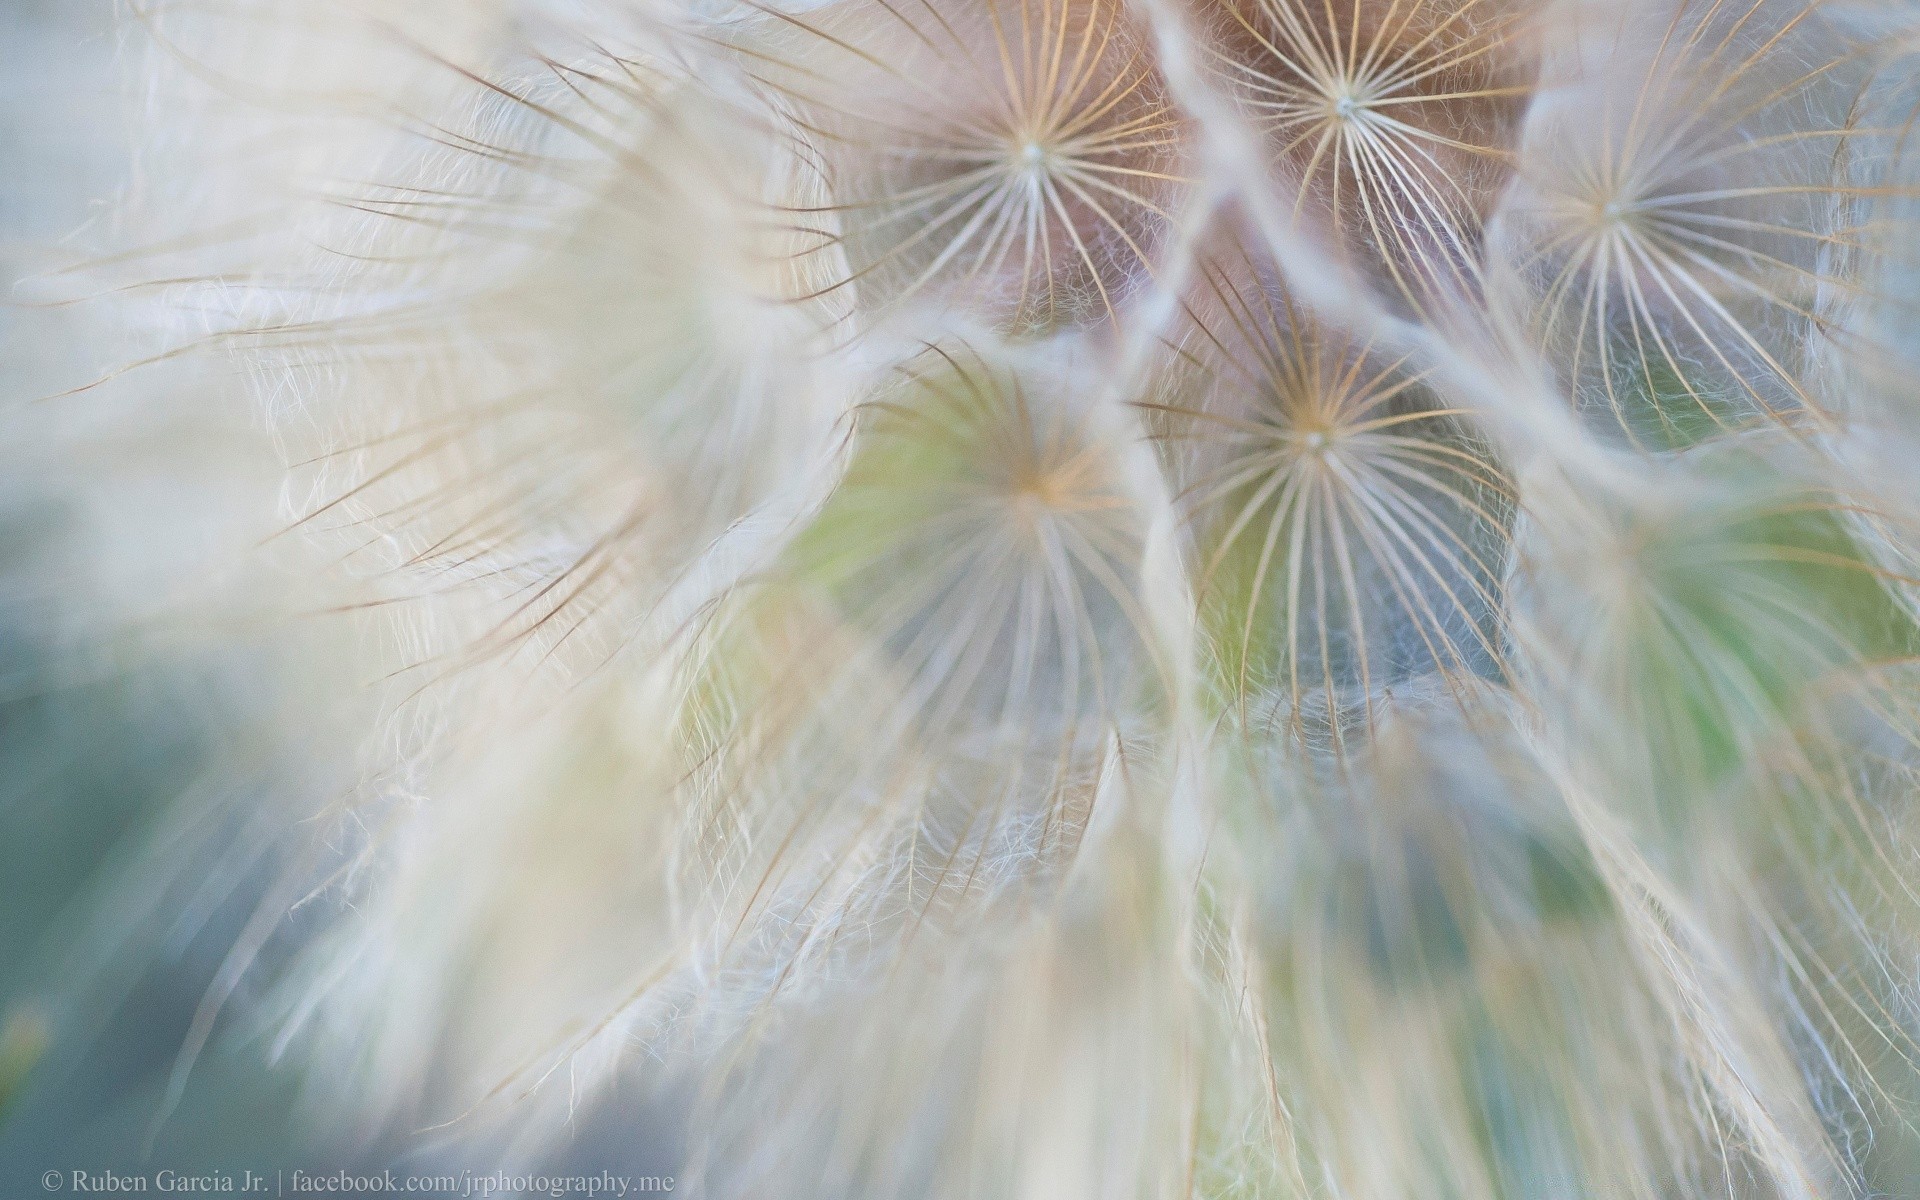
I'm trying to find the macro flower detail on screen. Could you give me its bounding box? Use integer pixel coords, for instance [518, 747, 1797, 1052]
[7, 1, 1920, 1198]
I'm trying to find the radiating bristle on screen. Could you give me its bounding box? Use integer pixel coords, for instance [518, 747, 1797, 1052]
[257, 46, 850, 684]
[1489, 0, 1893, 448]
[730, 0, 1196, 332]
[1147, 225, 1512, 740]
[1202, 0, 1537, 313]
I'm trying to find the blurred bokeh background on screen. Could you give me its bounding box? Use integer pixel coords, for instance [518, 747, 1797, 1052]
[0, 2, 390, 1184]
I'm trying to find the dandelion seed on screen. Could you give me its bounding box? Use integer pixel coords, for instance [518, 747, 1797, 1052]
[1202, 0, 1537, 311]
[1513, 450, 1918, 838]
[1148, 228, 1513, 741]
[1491, 0, 1895, 447]
[786, 341, 1165, 749]
[271, 52, 845, 680]
[731, 0, 1195, 332]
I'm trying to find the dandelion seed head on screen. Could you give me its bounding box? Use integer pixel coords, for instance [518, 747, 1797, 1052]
[26, 0, 1920, 1194]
